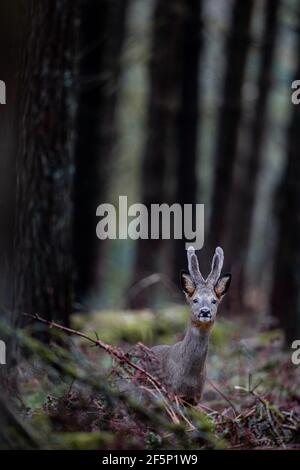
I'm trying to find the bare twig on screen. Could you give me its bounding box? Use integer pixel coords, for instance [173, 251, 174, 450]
[207, 378, 238, 417]
[23, 312, 170, 397]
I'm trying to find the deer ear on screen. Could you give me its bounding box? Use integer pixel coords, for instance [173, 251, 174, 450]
[215, 273, 231, 298]
[180, 270, 196, 297]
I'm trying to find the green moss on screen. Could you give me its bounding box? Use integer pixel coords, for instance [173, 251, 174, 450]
[72, 309, 154, 344]
[210, 319, 237, 347]
[52, 431, 114, 450]
[71, 305, 189, 346]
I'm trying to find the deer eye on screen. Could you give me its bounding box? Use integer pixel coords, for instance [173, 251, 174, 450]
[211, 299, 217, 304]
[193, 298, 198, 304]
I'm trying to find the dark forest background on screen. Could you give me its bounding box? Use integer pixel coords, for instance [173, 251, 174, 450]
[1, 0, 300, 450]
[0, 0, 299, 341]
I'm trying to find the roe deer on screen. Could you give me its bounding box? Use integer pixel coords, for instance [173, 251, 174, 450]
[150, 246, 231, 403]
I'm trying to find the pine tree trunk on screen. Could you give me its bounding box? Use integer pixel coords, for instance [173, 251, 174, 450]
[13, 0, 79, 327]
[209, 1, 254, 251]
[173, 0, 202, 282]
[73, 0, 128, 301]
[0, 2, 23, 310]
[224, 0, 279, 308]
[127, 0, 187, 308]
[271, 34, 300, 345]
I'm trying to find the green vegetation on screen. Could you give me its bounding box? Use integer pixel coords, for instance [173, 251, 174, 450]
[1, 309, 299, 450]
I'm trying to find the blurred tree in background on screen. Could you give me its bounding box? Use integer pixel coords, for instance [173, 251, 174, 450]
[74, 0, 128, 303]
[271, 23, 300, 344]
[0, 2, 23, 310]
[127, 0, 201, 308]
[224, 0, 280, 310]
[208, 0, 254, 254]
[173, 0, 202, 283]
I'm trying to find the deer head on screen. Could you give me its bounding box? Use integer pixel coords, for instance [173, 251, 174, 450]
[180, 247, 231, 329]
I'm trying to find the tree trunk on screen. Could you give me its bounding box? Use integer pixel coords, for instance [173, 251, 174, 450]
[127, 0, 187, 308]
[73, 0, 128, 302]
[173, 0, 202, 282]
[209, 1, 254, 252]
[0, 2, 23, 327]
[224, 0, 279, 308]
[271, 34, 300, 345]
[13, 0, 79, 327]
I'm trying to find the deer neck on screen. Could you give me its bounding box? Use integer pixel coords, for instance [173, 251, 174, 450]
[180, 319, 211, 373]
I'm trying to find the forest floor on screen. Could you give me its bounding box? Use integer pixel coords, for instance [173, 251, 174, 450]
[3, 306, 300, 449]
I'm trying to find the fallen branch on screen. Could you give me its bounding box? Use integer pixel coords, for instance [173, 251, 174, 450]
[207, 378, 238, 417]
[23, 312, 170, 398]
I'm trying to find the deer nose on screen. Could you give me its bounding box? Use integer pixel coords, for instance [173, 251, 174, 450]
[200, 307, 211, 317]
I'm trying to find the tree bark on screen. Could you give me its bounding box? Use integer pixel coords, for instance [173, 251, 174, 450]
[224, 0, 279, 307]
[209, 1, 254, 252]
[127, 0, 187, 308]
[13, 0, 79, 327]
[73, 0, 128, 302]
[271, 32, 300, 345]
[0, 2, 23, 322]
[173, 0, 202, 282]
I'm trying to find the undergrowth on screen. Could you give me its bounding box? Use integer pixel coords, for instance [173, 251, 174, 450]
[1, 307, 300, 449]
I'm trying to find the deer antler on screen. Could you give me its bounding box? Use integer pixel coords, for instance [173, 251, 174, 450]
[187, 246, 205, 285]
[206, 246, 224, 286]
